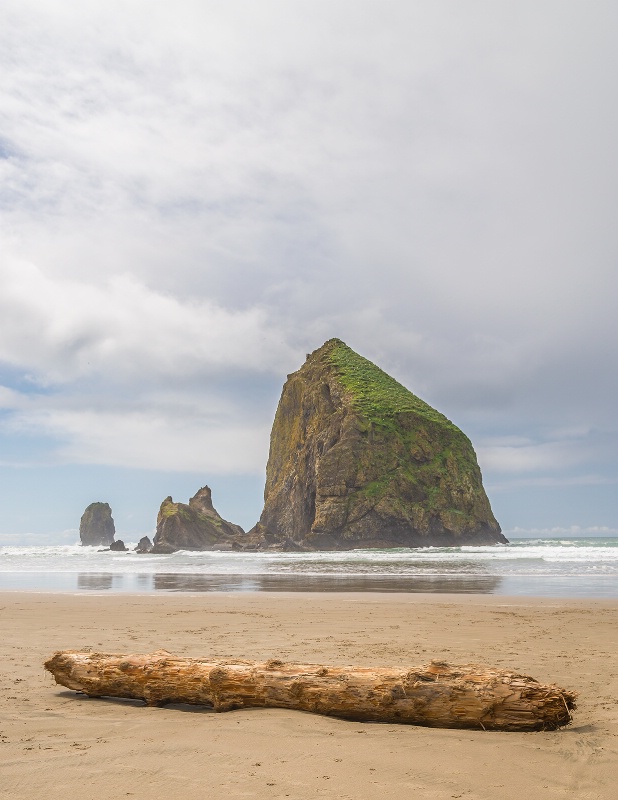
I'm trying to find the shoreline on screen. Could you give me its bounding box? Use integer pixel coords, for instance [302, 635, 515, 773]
[2, 591, 617, 798]
[3, 587, 618, 604]
[3, 536, 618, 600]
[2, 576, 618, 598]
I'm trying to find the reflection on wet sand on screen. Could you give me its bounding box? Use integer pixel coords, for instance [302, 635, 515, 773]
[151, 573, 503, 593]
[6, 571, 617, 596]
[77, 573, 118, 591]
[73, 572, 503, 593]
[136, 573, 152, 590]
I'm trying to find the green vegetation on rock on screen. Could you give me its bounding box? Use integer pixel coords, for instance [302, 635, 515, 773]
[323, 339, 477, 513]
[326, 338, 456, 430]
[152, 487, 244, 553]
[249, 338, 505, 550]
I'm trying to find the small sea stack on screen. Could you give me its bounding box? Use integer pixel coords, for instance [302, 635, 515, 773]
[79, 502, 115, 547]
[152, 486, 245, 553]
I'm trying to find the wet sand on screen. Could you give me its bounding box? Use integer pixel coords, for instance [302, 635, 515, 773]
[4, 571, 618, 598]
[1, 591, 617, 799]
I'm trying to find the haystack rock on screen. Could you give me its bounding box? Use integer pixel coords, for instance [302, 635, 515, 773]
[79, 502, 116, 546]
[249, 339, 506, 550]
[151, 486, 245, 554]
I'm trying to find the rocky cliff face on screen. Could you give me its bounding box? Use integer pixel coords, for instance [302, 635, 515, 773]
[250, 339, 506, 549]
[152, 486, 245, 553]
[79, 502, 116, 546]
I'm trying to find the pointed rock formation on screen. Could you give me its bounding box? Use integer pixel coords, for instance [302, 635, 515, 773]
[79, 502, 116, 546]
[151, 486, 245, 553]
[249, 339, 506, 550]
[134, 536, 153, 554]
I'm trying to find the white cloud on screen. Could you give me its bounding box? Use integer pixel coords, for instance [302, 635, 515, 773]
[0, 257, 291, 472]
[0, 386, 25, 409]
[0, 0, 617, 527]
[18, 408, 271, 473]
[478, 441, 586, 474]
[477, 425, 618, 488]
[0, 258, 294, 384]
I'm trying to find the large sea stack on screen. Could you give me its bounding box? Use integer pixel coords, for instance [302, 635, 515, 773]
[79, 502, 115, 546]
[152, 486, 245, 553]
[249, 339, 506, 550]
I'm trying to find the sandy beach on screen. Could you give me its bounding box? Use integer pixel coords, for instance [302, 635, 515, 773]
[1, 591, 617, 799]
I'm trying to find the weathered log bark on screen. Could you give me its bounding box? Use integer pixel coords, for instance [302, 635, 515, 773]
[44, 650, 576, 731]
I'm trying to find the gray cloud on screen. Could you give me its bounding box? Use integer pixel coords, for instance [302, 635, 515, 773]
[0, 1, 617, 532]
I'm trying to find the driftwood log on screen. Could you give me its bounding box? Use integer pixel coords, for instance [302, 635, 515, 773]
[44, 650, 576, 732]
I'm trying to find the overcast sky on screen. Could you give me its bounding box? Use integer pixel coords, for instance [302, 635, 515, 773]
[1, 1, 617, 543]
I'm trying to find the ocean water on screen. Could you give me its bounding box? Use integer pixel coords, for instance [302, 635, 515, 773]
[0, 538, 617, 597]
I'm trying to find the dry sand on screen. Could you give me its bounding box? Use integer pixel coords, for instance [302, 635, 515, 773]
[1, 591, 617, 799]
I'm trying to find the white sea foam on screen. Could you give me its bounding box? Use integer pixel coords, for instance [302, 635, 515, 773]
[1, 538, 618, 579]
